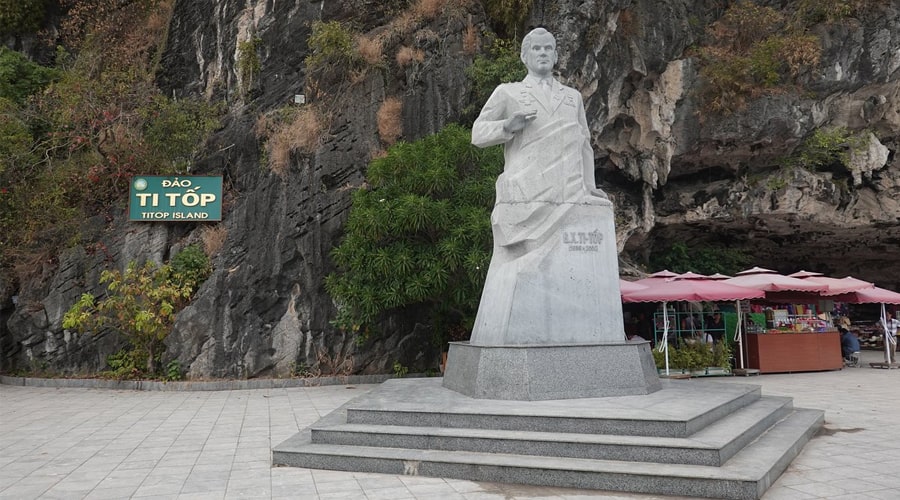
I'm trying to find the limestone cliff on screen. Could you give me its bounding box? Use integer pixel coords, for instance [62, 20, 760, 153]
[1, 0, 898, 378]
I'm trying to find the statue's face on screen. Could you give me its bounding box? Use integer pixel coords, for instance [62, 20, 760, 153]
[523, 32, 557, 77]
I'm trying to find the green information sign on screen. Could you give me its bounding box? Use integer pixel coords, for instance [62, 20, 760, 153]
[129, 176, 223, 221]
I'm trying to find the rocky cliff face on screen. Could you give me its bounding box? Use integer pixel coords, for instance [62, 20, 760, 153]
[2, 0, 898, 378]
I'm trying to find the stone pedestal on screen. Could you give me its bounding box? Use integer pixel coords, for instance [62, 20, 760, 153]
[442, 341, 661, 400]
[445, 199, 661, 400]
[471, 201, 625, 345]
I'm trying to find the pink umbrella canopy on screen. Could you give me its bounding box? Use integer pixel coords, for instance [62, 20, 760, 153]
[787, 271, 874, 296]
[735, 266, 779, 275]
[619, 279, 648, 294]
[621, 278, 764, 303]
[787, 270, 823, 278]
[674, 271, 708, 280]
[724, 267, 828, 292]
[633, 269, 679, 286]
[827, 286, 900, 305]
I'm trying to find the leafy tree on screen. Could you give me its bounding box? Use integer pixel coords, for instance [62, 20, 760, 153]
[63, 247, 210, 375]
[0, 0, 46, 36]
[0, 47, 60, 104]
[139, 95, 223, 172]
[0, 97, 34, 177]
[63, 262, 190, 374]
[325, 124, 503, 346]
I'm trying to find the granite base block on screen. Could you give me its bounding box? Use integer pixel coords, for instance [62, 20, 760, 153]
[441, 341, 661, 400]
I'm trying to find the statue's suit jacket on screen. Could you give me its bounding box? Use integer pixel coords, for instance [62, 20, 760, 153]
[471, 77, 596, 247]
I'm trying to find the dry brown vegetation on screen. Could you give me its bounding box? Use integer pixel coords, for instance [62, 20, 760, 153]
[200, 225, 228, 256]
[698, 1, 823, 115]
[410, 0, 446, 19]
[390, 0, 473, 39]
[356, 35, 383, 65]
[463, 17, 480, 54]
[396, 46, 425, 67]
[377, 97, 403, 146]
[257, 107, 325, 177]
[60, 0, 174, 66]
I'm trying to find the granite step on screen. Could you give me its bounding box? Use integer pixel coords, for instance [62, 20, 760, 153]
[313, 396, 793, 466]
[345, 378, 762, 438]
[274, 408, 823, 500]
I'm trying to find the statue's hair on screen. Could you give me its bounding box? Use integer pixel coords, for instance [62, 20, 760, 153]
[520, 27, 556, 61]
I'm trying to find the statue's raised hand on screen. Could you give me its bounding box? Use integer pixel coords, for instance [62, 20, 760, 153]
[502, 110, 537, 134]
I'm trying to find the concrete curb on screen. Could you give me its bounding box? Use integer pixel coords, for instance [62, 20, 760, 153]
[0, 373, 420, 391]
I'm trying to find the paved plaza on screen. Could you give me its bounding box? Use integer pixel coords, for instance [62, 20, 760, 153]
[1, 349, 899, 500]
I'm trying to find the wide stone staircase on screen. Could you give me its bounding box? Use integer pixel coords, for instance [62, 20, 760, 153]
[273, 378, 823, 499]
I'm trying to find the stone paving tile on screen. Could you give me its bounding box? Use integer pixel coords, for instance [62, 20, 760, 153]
[1, 349, 898, 500]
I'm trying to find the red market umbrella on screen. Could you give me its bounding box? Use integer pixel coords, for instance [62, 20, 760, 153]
[633, 269, 679, 286]
[827, 286, 900, 305]
[788, 270, 874, 296]
[622, 276, 764, 375]
[724, 267, 828, 293]
[621, 278, 764, 303]
[619, 279, 648, 295]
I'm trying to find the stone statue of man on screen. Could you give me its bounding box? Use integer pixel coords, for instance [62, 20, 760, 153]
[468, 27, 623, 346]
[472, 27, 607, 215]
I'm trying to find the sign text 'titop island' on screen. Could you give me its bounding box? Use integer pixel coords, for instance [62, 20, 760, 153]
[129, 176, 223, 221]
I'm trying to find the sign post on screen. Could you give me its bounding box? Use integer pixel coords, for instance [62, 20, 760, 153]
[129, 176, 223, 221]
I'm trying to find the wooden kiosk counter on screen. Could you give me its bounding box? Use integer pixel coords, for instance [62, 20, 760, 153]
[746, 331, 843, 373]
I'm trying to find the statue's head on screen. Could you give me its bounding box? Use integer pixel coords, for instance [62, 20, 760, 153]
[520, 28, 557, 77]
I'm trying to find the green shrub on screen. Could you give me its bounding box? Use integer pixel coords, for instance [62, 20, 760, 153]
[0, 97, 34, 177]
[325, 123, 503, 346]
[164, 359, 183, 381]
[784, 127, 868, 171]
[63, 261, 196, 375]
[139, 95, 222, 173]
[305, 20, 358, 92]
[465, 37, 525, 119]
[481, 0, 533, 39]
[237, 37, 261, 98]
[0, 47, 60, 104]
[168, 244, 212, 292]
[649, 242, 751, 276]
[0, 0, 46, 36]
[392, 361, 409, 378]
[104, 349, 147, 380]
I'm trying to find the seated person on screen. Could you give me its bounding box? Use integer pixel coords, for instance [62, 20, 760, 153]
[705, 311, 726, 344]
[839, 327, 860, 360]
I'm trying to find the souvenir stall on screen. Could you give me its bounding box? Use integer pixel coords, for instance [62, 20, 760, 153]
[721, 268, 841, 373]
[621, 274, 763, 376]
